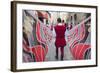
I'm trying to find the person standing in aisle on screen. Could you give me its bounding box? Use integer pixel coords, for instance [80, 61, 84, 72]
[68, 22, 73, 30]
[54, 18, 66, 60]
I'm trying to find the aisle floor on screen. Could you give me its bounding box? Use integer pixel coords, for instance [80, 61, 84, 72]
[45, 38, 74, 61]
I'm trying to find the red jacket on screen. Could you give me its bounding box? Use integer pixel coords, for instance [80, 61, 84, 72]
[54, 25, 66, 47]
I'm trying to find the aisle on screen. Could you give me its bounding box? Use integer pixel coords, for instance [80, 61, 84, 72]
[45, 37, 73, 61]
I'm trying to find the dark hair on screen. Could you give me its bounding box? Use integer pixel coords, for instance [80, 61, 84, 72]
[62, 20, 64, 23]
[57, 18, 61, 23]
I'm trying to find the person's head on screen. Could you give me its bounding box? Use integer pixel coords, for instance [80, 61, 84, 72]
[62, 20, 64, 23]
[57, 18, 61, 23]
